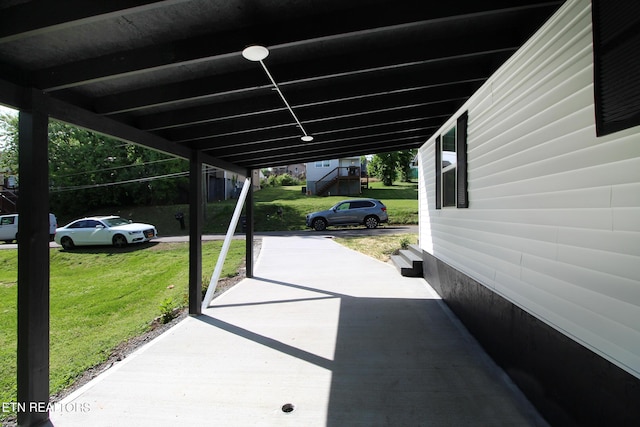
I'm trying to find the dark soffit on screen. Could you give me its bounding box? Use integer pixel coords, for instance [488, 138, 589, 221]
[0, 0, 565, 171]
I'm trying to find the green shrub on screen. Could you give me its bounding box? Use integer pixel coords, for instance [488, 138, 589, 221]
[278, 173, 299, 186]
[159, 298, 178, 324]
[260, 174, 301, 187]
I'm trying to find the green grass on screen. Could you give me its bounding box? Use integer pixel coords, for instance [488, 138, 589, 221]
[0, 241, 245, 417]
[0, 180, 418, 419]
[252, 181, 418, 231]
[82, 180, 418, 235]
[335, 233, 418, 262]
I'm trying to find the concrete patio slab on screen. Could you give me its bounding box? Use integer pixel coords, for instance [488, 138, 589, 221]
[50, 236, 547, 426]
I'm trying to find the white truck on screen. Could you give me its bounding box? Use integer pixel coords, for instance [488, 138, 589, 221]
[0, 213, 57, 243]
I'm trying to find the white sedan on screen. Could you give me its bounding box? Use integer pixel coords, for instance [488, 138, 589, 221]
[55, 216, 157, 250]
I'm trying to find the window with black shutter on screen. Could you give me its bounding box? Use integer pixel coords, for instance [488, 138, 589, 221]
[456, 113, 469, 208]
[435, 112, 468, 209]
[435, 135, 442, 210]
[592, 0, 640, 136]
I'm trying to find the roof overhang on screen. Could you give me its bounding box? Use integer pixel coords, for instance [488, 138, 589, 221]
[0, 0, 565, 172]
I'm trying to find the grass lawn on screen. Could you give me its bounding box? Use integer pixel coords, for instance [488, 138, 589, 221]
[335, 234, 418, 263]
[252, 180, 418, 231]
[89, 180, 418, 236]
[0, 181, 418, 420]
[0, 241, 245, 419]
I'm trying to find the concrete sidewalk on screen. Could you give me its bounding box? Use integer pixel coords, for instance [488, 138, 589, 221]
[50, 236, 547, 426]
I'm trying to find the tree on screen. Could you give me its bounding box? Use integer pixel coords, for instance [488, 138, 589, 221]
[396, 150, 415, 182]
[367, 150, 416, 185]
[0, 116, 189, 217]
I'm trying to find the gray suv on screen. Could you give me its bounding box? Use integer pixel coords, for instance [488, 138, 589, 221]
[306, 198, 388, 231]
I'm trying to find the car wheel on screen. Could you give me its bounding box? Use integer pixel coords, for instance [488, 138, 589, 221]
[364, 216, 379, 229]
[60, 236, 75, 250]
[112, 234, 128, 248]
[312, 218, 327, 231]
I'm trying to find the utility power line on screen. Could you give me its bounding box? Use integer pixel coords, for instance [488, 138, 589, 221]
[50, 171, 189, 193]
[53, 157, 183, 179]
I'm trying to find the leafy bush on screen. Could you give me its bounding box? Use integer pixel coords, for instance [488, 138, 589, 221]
[278, 173, 300, 186]
[159, 298, 179, 324]
[399, 236, 411, 250]
[261, 173, 302, 187]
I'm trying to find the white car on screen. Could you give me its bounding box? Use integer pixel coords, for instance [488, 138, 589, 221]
[0, 213, 58, 243]
[55, 215, 157, 250]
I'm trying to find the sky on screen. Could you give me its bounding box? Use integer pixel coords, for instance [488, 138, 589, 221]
[0, 104, 17, 116]
[0, 105, 17, 148]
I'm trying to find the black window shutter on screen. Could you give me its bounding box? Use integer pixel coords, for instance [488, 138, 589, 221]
[592, 0, 640, 136]
[435, 136, 441, 210]
[456, 112, 469, 208]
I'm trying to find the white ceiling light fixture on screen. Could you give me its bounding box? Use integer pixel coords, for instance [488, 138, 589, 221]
[242, 45, 314, 142]
[241, 45, 269, 62]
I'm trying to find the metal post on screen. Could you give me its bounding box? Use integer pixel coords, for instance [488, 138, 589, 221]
[188, 150, 203, 315]
[201, 177, 251, 310]
[245, 170, 254, 278]
[17, 90, 51, 427]
[202, 165, 208, 221]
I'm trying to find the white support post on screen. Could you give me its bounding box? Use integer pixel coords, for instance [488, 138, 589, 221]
[201, 177, 251, 310]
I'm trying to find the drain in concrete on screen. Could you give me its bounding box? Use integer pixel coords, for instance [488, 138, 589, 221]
[282, 403, 295, 413]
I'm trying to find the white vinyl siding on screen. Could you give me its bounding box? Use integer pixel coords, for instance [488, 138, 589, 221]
[419, 0, 640, 379]
[306, 159, 339, 182]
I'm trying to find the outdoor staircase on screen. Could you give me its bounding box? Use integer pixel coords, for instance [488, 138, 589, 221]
[391, 244, 423, 277]
[314, 166, 361, 196]
[315, 177, 338, 196]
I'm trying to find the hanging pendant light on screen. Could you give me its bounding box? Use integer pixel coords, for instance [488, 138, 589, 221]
[242, 45, 313, 142]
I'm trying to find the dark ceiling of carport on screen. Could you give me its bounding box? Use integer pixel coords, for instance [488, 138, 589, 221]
[0, 0, 564, 171]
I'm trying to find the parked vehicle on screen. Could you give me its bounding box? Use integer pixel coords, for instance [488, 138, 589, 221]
[0, 213, 18, 243]
[306, 198, 388, 231]
[0, 213, 58, 243]
[49, 213, 57, 241]
[54, 215, 157, 249]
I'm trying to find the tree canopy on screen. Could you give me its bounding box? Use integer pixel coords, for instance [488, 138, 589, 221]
[367, 150, 416, 185]
[0, 115, 189, 218]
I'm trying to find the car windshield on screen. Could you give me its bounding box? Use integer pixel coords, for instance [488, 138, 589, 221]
[103, 217, 131, 227]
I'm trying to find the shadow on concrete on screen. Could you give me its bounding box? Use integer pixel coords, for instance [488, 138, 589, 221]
[197, 275, 546, 426]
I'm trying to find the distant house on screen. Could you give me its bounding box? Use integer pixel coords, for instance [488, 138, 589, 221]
[306, 157, 362, 196]
[271, 163, 306, 179]
[0, 171, 18, 213]
[205, 168, 255, 201]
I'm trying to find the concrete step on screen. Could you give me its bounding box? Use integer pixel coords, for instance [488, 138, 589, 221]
[390, 244, 423, 277]
[391, 254, 416, 277]
[407, 244, 422, 257]
[390, 254, 422, 277]
[399, 248, 422, 271]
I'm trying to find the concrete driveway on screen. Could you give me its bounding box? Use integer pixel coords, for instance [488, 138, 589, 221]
[50, 235, 546, 427]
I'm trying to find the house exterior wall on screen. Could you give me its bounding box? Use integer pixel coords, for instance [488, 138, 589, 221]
[418, 1, 640, 425]
[306, 159, 341, 183]
[272, 163, 306, 178]
[206, 169, 245, 201]
[252, 169, 261, 191]
[306, 157, 361, 195]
